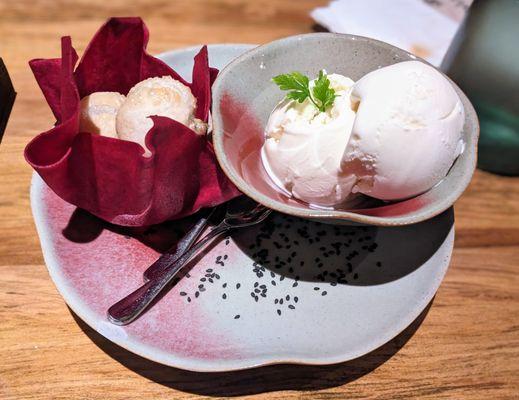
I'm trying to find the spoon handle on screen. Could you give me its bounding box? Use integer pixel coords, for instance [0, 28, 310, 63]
[107, 225, 229, 325]
[143, 208, 215, 281]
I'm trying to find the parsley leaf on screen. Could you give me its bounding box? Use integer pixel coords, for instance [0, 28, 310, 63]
[313, 70, 337, 112]
[272, 70, 337, 112]
[272, 72, 310, 104]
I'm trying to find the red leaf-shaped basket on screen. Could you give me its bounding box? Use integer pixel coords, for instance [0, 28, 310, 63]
[25, 17, 240, 226]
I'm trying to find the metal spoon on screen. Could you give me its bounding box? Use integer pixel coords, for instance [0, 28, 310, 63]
[143, 199, 263, 281]
[142, 207, 218, 282]
[107, 204, 271, 325]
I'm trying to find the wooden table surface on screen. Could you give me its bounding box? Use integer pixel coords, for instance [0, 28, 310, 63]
[1, 1, 518, 399]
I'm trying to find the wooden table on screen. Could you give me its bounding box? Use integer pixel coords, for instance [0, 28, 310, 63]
[1, 1, 517, 398]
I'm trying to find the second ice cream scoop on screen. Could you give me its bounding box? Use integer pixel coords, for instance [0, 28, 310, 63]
[343, 60, 465, 200]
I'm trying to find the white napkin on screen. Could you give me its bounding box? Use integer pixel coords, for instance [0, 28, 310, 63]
[311, 0, 462, 66]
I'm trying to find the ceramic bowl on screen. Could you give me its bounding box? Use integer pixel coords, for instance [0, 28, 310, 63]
[211, 33, 479, 226]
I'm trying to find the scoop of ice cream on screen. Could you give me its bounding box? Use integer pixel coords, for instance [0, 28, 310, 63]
[116, 76, 207, 154]
[343, 60, 465, 200]
[261, 74, 357, 206]
[79, 92, 126, 138]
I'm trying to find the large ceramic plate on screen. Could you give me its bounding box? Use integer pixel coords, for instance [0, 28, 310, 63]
[31, 44, 454, 372]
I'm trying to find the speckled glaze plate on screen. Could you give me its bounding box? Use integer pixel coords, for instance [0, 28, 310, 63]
[31, 45, 455, 372]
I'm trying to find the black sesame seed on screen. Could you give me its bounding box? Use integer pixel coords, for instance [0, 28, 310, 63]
[179, 291, 187, 296]
[222, 293, 227, 299]
[353, 273, 359, 280]
[277, 309, 282, 316]
[223, 255, 228, 260]
[294, 296, 299, 303]
[198, 284, 204, 289]
[236, 283, 241, 289]
[195, 291, 199, 298]
[322, 291, 328, 296]
[200, 287, 206, 292]
[275, 299, 279, 304]
[187, 297, 191, 302]
[314, 287, 320, 291]
[234, 315, 240, 319]
[286, 295, 290, 301]
[288, 305, 295, 310]
[271, 280, 277, 286]
[254, 288, 260, 293]
[293, 282, 298, 287]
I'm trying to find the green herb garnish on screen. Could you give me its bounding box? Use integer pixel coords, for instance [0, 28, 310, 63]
[272, 70, 337, 113]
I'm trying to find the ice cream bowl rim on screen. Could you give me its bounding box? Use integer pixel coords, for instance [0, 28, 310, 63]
[211, 33, 479, 226]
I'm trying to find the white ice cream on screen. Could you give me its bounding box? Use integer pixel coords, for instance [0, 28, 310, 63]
[343, 61, 465, 200]
[262, 61, 465, 206]
[261, 74, 357, 206]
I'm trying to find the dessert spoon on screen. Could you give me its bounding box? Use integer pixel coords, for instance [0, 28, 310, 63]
[142, 207, 219, 281]
[108, 203, 271, 325]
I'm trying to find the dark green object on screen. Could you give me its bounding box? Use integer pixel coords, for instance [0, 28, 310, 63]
[443, 0, 519, 175]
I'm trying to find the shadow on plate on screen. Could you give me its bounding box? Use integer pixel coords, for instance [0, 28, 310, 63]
[232, 207, 454, 286]
[71, 300, 432, 396]
[62, 207, 199, 253]
[62, 205, 453, 288]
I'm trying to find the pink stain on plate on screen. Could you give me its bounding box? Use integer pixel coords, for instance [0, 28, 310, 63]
[38, 180, 237, 360]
